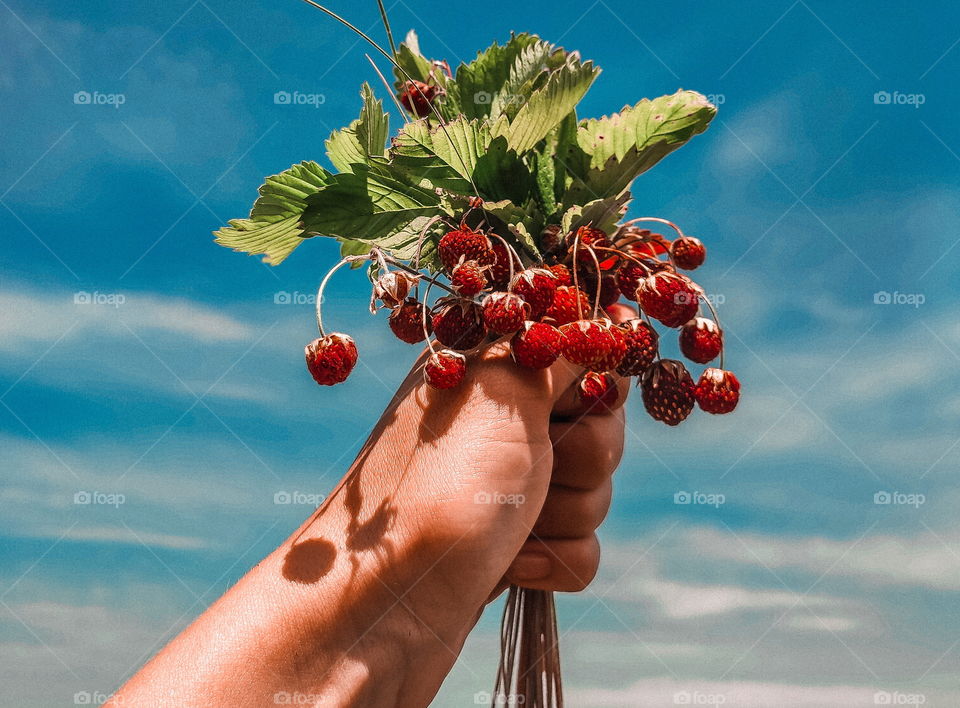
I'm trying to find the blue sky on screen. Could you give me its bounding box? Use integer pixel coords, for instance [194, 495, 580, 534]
[2, 0, 959, 705]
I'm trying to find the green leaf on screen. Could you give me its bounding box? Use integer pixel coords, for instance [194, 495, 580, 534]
[496, 57, 599, 154]
[392, 33, 433, 86]
[565, 90, 716, 201]
[391, 117, 488, 192]
[492, 39, 566, 119]
[301, 165, 442, 243]
[472, 135, 532, 205]
[325, 83, 389, 172]
[560, 193, 631, 236]
[482, 199, 543, 262]
[214, 161, 332, 265]
[454, 33, 541, 120]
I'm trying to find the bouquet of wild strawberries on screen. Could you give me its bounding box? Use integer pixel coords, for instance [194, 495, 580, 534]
[216, 4, 739, 703]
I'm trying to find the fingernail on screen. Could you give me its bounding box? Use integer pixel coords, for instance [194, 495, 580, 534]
[507, 552, 551, 581]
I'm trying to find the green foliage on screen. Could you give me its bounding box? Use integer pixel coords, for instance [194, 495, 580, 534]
[215, 34, 716, 267]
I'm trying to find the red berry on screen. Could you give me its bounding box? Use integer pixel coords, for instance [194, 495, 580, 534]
[482, 292, 529, 334]
[569, 226, 611, 264]
[636, 271, 702, 328]
[578, 371, 619, 410]
[388, 298, 429, 344]
[695, 368, 740, 414]
[641, 359, 696, 425]
[510, 321, 562, 369]
[679, 317, 723, 364]
[671, 236, 706, 270]
[372, 271, 418, 310]
[547, 263, 572, 286]
[489, 241, 517, 286]
[305, 333, 358, 386]
[438, 227, 493, 273]
[543, 285, 590, 326]
[431, 298, 486, 350]
[616, 319, 659, 376]
[450, 260, 488, 296]
[559, 319, 625, 371]
[424, 349, 466, 389]
[616, 260, 646, 301]
[510, 268, 558, 319]
[578, 269, 620, 309]
[399, 80, 439, 118]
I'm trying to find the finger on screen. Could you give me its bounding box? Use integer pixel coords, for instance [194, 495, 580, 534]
[549, 412, 625, 490]
[503, 535, 601, 592]
[531, 479, 612, 539]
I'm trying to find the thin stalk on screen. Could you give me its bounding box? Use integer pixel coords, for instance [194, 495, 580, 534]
[365, 54, 410, 121]
[374, 0, 396, 57]
[699, 294, 724, 369]
[617, 216, 685, 239]
[316, 257, 358, 335]
[297, 0, 482, 200]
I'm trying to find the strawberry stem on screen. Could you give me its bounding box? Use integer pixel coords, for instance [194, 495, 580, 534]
[316, 257, 359, 336]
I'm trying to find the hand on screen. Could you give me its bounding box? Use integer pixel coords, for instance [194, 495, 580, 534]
[109, 304, 633, 708]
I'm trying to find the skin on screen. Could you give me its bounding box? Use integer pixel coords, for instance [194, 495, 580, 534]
[108, 304, 634, 708]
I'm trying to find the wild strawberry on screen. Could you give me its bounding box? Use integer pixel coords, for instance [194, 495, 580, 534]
[578, 371, 619, 410]
[510, 268, 558, 319]
[488, 241, 517, 286]
[679, 317, 722, 364]
[371, 271, 418, 310]
[616, 319, 659, 376]
[641, 359, 696, 425]
[578, 269, 620, 309]
[510, 321, 562, 369]
[431, 298, 486, 350]
[481, 292, 529, 334]
[569, 225, 611, 264]
[616, 260, 647, 301]
[424, 349, 466, 389]
[559, 319, 625, 371]
[388, 298, 429, 344]
[636, 271, 702, 328]
[450, 260, 488, 296]
[438, 227, 493, 273]
[695, 368, 740, 414]
[399, 80, 440, 118]
[305, 333, 358, 386]
[622, 229, 670, 258]
[671, 236, 706, 270]
[547, 263, 572, 286]
[544, 285, 590, 326]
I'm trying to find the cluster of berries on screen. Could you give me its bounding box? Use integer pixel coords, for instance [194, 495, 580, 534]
[305, 217, 740, 425]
